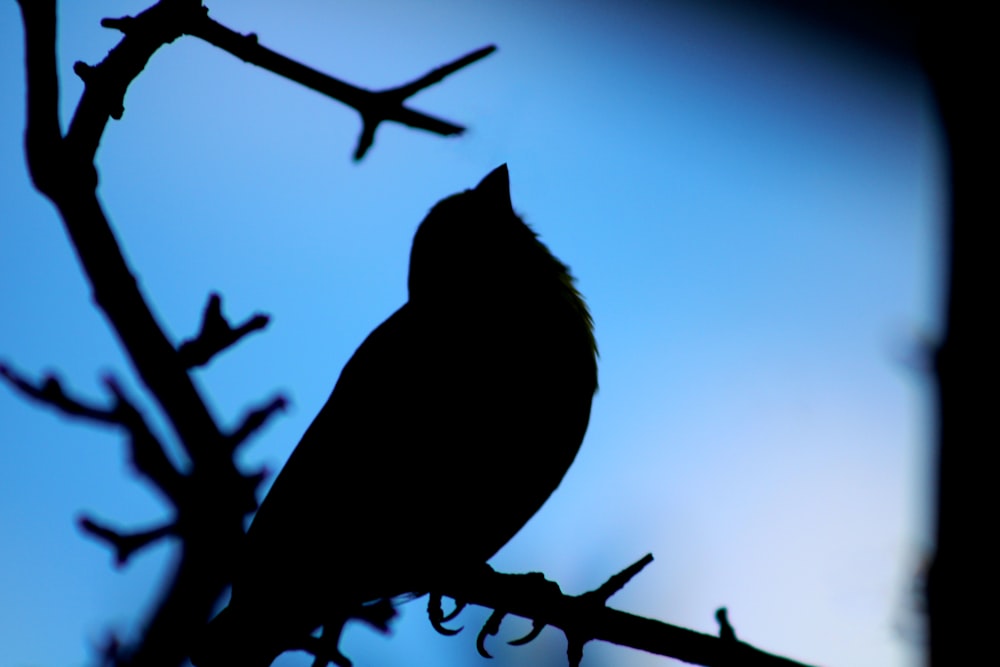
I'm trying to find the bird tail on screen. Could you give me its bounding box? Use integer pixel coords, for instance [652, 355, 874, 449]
[190, 606, 282, 667]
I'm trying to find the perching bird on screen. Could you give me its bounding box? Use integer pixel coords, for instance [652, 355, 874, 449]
[193, 165, 597, 667]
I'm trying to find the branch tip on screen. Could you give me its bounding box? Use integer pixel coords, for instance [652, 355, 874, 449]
[228, 394, 288, 450]
[716, 607, 738, 641]
[100, 16, 135, 33]
[179, 293, 270, 368]
[78, 514, 176, 567]
[388, 44, 497, 101]
[589, 553, 654, 603]
[72, 60, 95, 81]
[1, 363, 119, 423]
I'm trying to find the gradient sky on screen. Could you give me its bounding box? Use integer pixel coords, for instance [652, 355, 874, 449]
[0, 2, 942, 666]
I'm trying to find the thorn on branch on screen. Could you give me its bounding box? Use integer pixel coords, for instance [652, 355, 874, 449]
[78, 514, 176, 567]
[227, 395, 288, 451]
[1, 363, 118, 423]
[565, 554, 655, 667]
[587, 553, 654, 602]
[178, 293, 270, 368]
[716, 607, 738, 641]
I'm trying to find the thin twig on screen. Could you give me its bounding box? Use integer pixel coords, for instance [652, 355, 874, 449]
[178, 293, 270, 369]
[0, 364, 118, 424]
[180, 12, 494, 159]
[78, 515, 177, 567]
[226, 395, 288, 451]
[103, 376, 187, 502]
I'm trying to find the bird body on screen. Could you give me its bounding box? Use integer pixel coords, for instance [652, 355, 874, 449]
[194, 165, 596, 666]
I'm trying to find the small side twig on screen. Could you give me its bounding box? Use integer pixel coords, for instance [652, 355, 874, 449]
[178, 293, 270, 369]
[226, 395, 288, 451]
[352, 45, 496, 160]
[427, 557, 818, 667]
[715, 607, 738, 642]
[1, 363, 118, 423]
[103, 376, 186, 503]
[78, 515, 177, 567]
[565, 554, 655, 667]
[174, 10, 494, 160]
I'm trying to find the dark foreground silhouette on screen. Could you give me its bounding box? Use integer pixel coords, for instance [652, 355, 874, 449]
[193, 165, 598, 667]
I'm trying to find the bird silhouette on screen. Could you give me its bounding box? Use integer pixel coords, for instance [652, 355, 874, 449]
[193, 164, 597, 666]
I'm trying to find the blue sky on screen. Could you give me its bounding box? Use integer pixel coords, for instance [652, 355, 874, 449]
[1, 2, 941, 666]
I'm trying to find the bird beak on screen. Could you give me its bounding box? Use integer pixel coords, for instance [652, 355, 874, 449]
[475, 164, 513, 213]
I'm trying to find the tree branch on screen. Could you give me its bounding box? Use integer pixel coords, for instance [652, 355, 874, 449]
[16, 6, 246, 665]
[178, 293, 270, 369]
[226, 395, 288, 451]
[0, 363, 118, 424]
[426, 558, 818, 667]
[103, 376, 187, 503]
[66, 0, 200, 164]
[79, 515, 178, 567]
[97, 6, 495, 160]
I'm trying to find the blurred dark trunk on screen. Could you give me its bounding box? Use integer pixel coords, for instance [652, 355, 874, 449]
[920, 2, 988, 666]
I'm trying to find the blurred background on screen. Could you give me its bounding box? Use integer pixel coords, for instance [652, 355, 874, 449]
[0, 1, 941, 666]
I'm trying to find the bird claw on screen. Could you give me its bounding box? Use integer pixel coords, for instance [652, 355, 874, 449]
[508, 618, 546, 646]
[428, 592, 463, 636]
[441, 599, 467, 622]
[476, 609, 506, 658]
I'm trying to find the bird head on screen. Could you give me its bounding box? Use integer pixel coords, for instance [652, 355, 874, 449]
[408, 164, 574, 307]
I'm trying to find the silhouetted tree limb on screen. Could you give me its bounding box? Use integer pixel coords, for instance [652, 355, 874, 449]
[178, 293, 270, 369]
[10, 2, 822, 667]
[226, 395, 289, 452]
[0, 366, 185, 502]
[423, 558, 818, 667]
[16, 2, 267, 665]
[179, 14, 496, 160]
[78, 515, 178, 568]
[0, 363, 118, 424]
[97, 4, 495, 160]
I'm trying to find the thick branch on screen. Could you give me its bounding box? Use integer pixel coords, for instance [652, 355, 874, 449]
[17, 8, 245, 666]
[15, 0, 65, 195]
[178, 293, 270, 369]
[18, 0, 228, 467]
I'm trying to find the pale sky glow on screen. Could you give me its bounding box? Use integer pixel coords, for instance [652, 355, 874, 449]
[1, 2, 939, 666]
